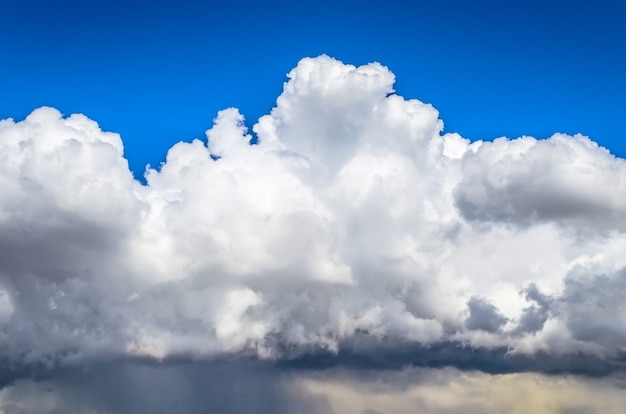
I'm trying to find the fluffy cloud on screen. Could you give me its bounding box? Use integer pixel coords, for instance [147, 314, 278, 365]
[1, 55, 625, 403]
[454, 134, 626, 230]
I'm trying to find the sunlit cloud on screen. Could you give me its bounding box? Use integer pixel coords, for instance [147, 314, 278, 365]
[1, 55, 625, 412]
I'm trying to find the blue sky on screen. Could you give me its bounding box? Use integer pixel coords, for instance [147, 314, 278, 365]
[2, 0, 625, 177]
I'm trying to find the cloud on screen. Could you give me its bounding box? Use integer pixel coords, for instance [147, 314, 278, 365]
[464, 297, 508, 333]
[0, 359, 331, 414]
[560, 267, 626, 352]
[513, 283, 553, 335]
[300, 367, 626, 414]
[1, 54, 626, 410]
[454, 134, 626, 231]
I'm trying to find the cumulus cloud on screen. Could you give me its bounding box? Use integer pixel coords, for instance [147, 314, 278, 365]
[1, 55, 626, 410]
[454, 134, 626, 231]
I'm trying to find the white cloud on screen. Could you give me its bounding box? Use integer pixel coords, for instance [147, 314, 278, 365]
[454, 134, 626, 230]
[0, 55, 625, 373]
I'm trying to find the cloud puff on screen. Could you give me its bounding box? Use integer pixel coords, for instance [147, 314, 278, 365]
[454, 134, 626, 230]
[0, 55, 625, 385]
[464, 297, 508, 333]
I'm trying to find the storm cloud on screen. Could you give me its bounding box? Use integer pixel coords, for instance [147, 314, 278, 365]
[1, 55, 625, 412]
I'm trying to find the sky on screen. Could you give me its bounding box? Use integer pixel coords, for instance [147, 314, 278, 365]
[2, 0, 625, 177]
[1, 1, 626, 413]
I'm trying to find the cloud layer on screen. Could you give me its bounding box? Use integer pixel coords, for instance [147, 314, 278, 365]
[301, 367, 626, 414]
[1, 55, 625, 404]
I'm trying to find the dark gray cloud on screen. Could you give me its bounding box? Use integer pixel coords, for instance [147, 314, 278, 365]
[513, 284, 554, 335]
[0, 334, 625, 413]
[560, 268, 626, 352]
[465, 297, 508, 333]
[278, 339, 626, 378]
[0, 359, 332, 414]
